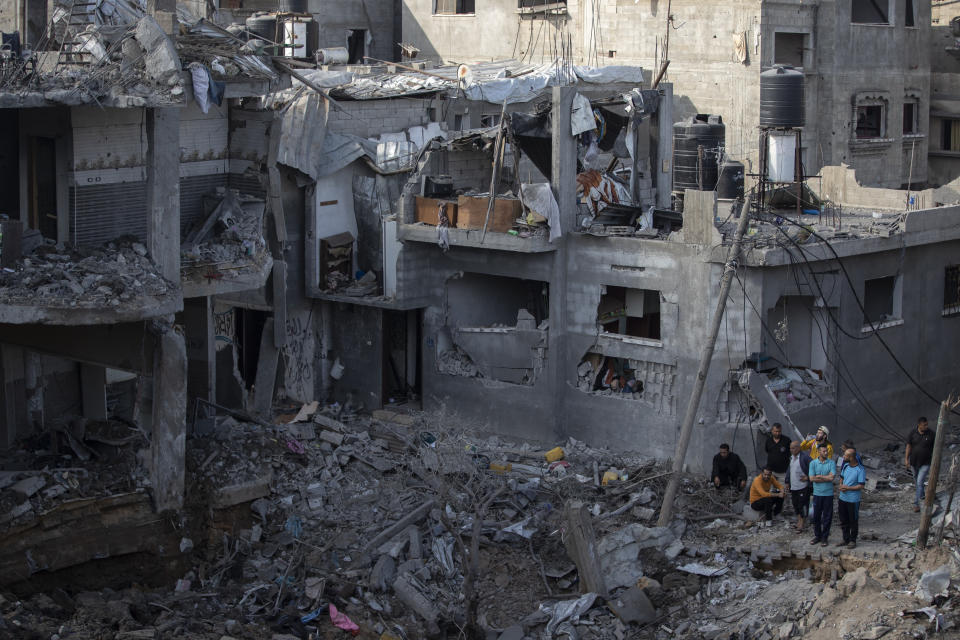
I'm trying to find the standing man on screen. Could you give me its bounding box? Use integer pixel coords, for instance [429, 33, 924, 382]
[809, 443, 835, 547]
[764, 423, 791, 488]
[786, 441, 812, 533]
[801, 426, 834, 460]
[905, 416, 936, 513]
[837, 447, 866, 548]
[712, 443, 747, 491]
[749, 467, 785, 525]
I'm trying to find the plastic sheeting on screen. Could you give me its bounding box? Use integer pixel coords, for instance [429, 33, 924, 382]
[520, 182, 562, 243]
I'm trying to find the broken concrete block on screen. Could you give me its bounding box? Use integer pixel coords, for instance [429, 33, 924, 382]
[407, 525, 423, 560]
[393, 575, 440, 636]
[134, 16, 181, 84]
[607, 585, 656, 624]
[313, 414, 347, 431]
[778, 622, 795, 639]
[11, 475, 46, 498]
[370, 554, 396, 592]
[0, 501, 33, 523]
[213, 474, 272, 508]
[318, 430, 345, 446]
[286, 422, 316, 441]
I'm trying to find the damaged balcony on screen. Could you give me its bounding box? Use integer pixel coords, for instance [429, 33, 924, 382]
[180, 189, 273, 299]
[398, 129, 560, 253]
[0, 232, 180, 325]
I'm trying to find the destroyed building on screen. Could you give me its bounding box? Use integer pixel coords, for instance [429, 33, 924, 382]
[1, 2, 960, 640]
[402, 0, 934, 189]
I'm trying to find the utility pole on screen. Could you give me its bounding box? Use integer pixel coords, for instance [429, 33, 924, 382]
[918, 395, 958, 548]
[658, 196, 752, 527]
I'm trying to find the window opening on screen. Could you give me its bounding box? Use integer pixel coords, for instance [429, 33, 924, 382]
[856, 105, 884, 139]
[597, 286, 661, 340]
[851, 0, 889, 24]
[903, 99, 918, 135]
[27, 136, 57, 239]
[863, 275, 901, 326]
[346, 29, 366, 64]
[906, 0, 916, 26]
[774, 32, 805, 68]
[942, 119, 960, 151]
[945, 266, 960, 315]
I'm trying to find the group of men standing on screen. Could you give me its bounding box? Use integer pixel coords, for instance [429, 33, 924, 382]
[711, 421, 923, 550]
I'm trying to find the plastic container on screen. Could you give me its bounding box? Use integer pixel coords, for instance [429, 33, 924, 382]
[544, 446, 565, 462]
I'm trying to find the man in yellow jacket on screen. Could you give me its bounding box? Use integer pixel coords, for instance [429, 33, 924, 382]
[801, 425, 834, 460]
[750, 467, 785, 526]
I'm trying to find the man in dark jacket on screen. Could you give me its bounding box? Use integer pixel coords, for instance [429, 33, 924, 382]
[905, 416, 936, 512]
[764, 422, 791, 486]
[712, 443, 747, 491]
[786, 440, 812, 532]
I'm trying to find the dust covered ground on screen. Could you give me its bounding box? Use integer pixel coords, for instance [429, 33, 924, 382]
[1, 406, 959, 640]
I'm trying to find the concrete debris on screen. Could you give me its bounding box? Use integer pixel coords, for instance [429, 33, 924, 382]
[181, 188, 271, 291]
[0, 239, 175, 310]
[915, 564, 951, 602]
[4, 407, 960, 640]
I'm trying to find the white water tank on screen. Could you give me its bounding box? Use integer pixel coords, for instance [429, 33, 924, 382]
[767, 131, 797, 183]
[280, 15, 310, 57]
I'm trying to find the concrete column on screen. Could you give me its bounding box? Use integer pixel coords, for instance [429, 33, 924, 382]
[184, 296, 215, 406]
[24, 351, 43, 429]
[145, 107, 181, 283]
[150, 321, 186, 511]
[80, 364, 108, 421]
[655, 83, 674, 209]
[548, 86, 578, 441]
[0, 345, 27, 448]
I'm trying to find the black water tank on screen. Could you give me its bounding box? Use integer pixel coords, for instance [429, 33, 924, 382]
[277, 0, 308, 12]
[759, 65, 804, 129]
[717, 160, 745, 200]
[673, 114, 725, 192]
[245, 13, 277, 42]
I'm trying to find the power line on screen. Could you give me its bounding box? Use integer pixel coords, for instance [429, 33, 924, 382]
[759, 212, 959, 418]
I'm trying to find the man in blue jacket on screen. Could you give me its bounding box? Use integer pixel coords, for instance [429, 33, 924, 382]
[786, 440, 812, 533]
[838, 447, 866, 549]
[809, 443, 835, 546]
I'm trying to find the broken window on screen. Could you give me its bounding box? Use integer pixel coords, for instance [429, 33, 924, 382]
[945, 266, 960, 315]
[941, 119, 960, 151]
[851, 0, 889, 24]
[774, 32, 806, 68]
[855, 104, 884, 139]
[577, 355, 643, 395]
[903, 99, 919, 135]
[434, 0, 475, 14]
[597, 286, 661, 341]
[862, 275, 902, 327]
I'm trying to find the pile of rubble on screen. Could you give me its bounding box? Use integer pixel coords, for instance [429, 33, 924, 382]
[0, 416, 148, 527]
[181, 188, 271, 288]
[0, 238, 175, 308]
[2, 406, 960, 639]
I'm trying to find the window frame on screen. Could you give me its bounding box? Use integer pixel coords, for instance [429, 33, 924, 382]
[433, 0, 475, 15]
[773, 31, 808, 69]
